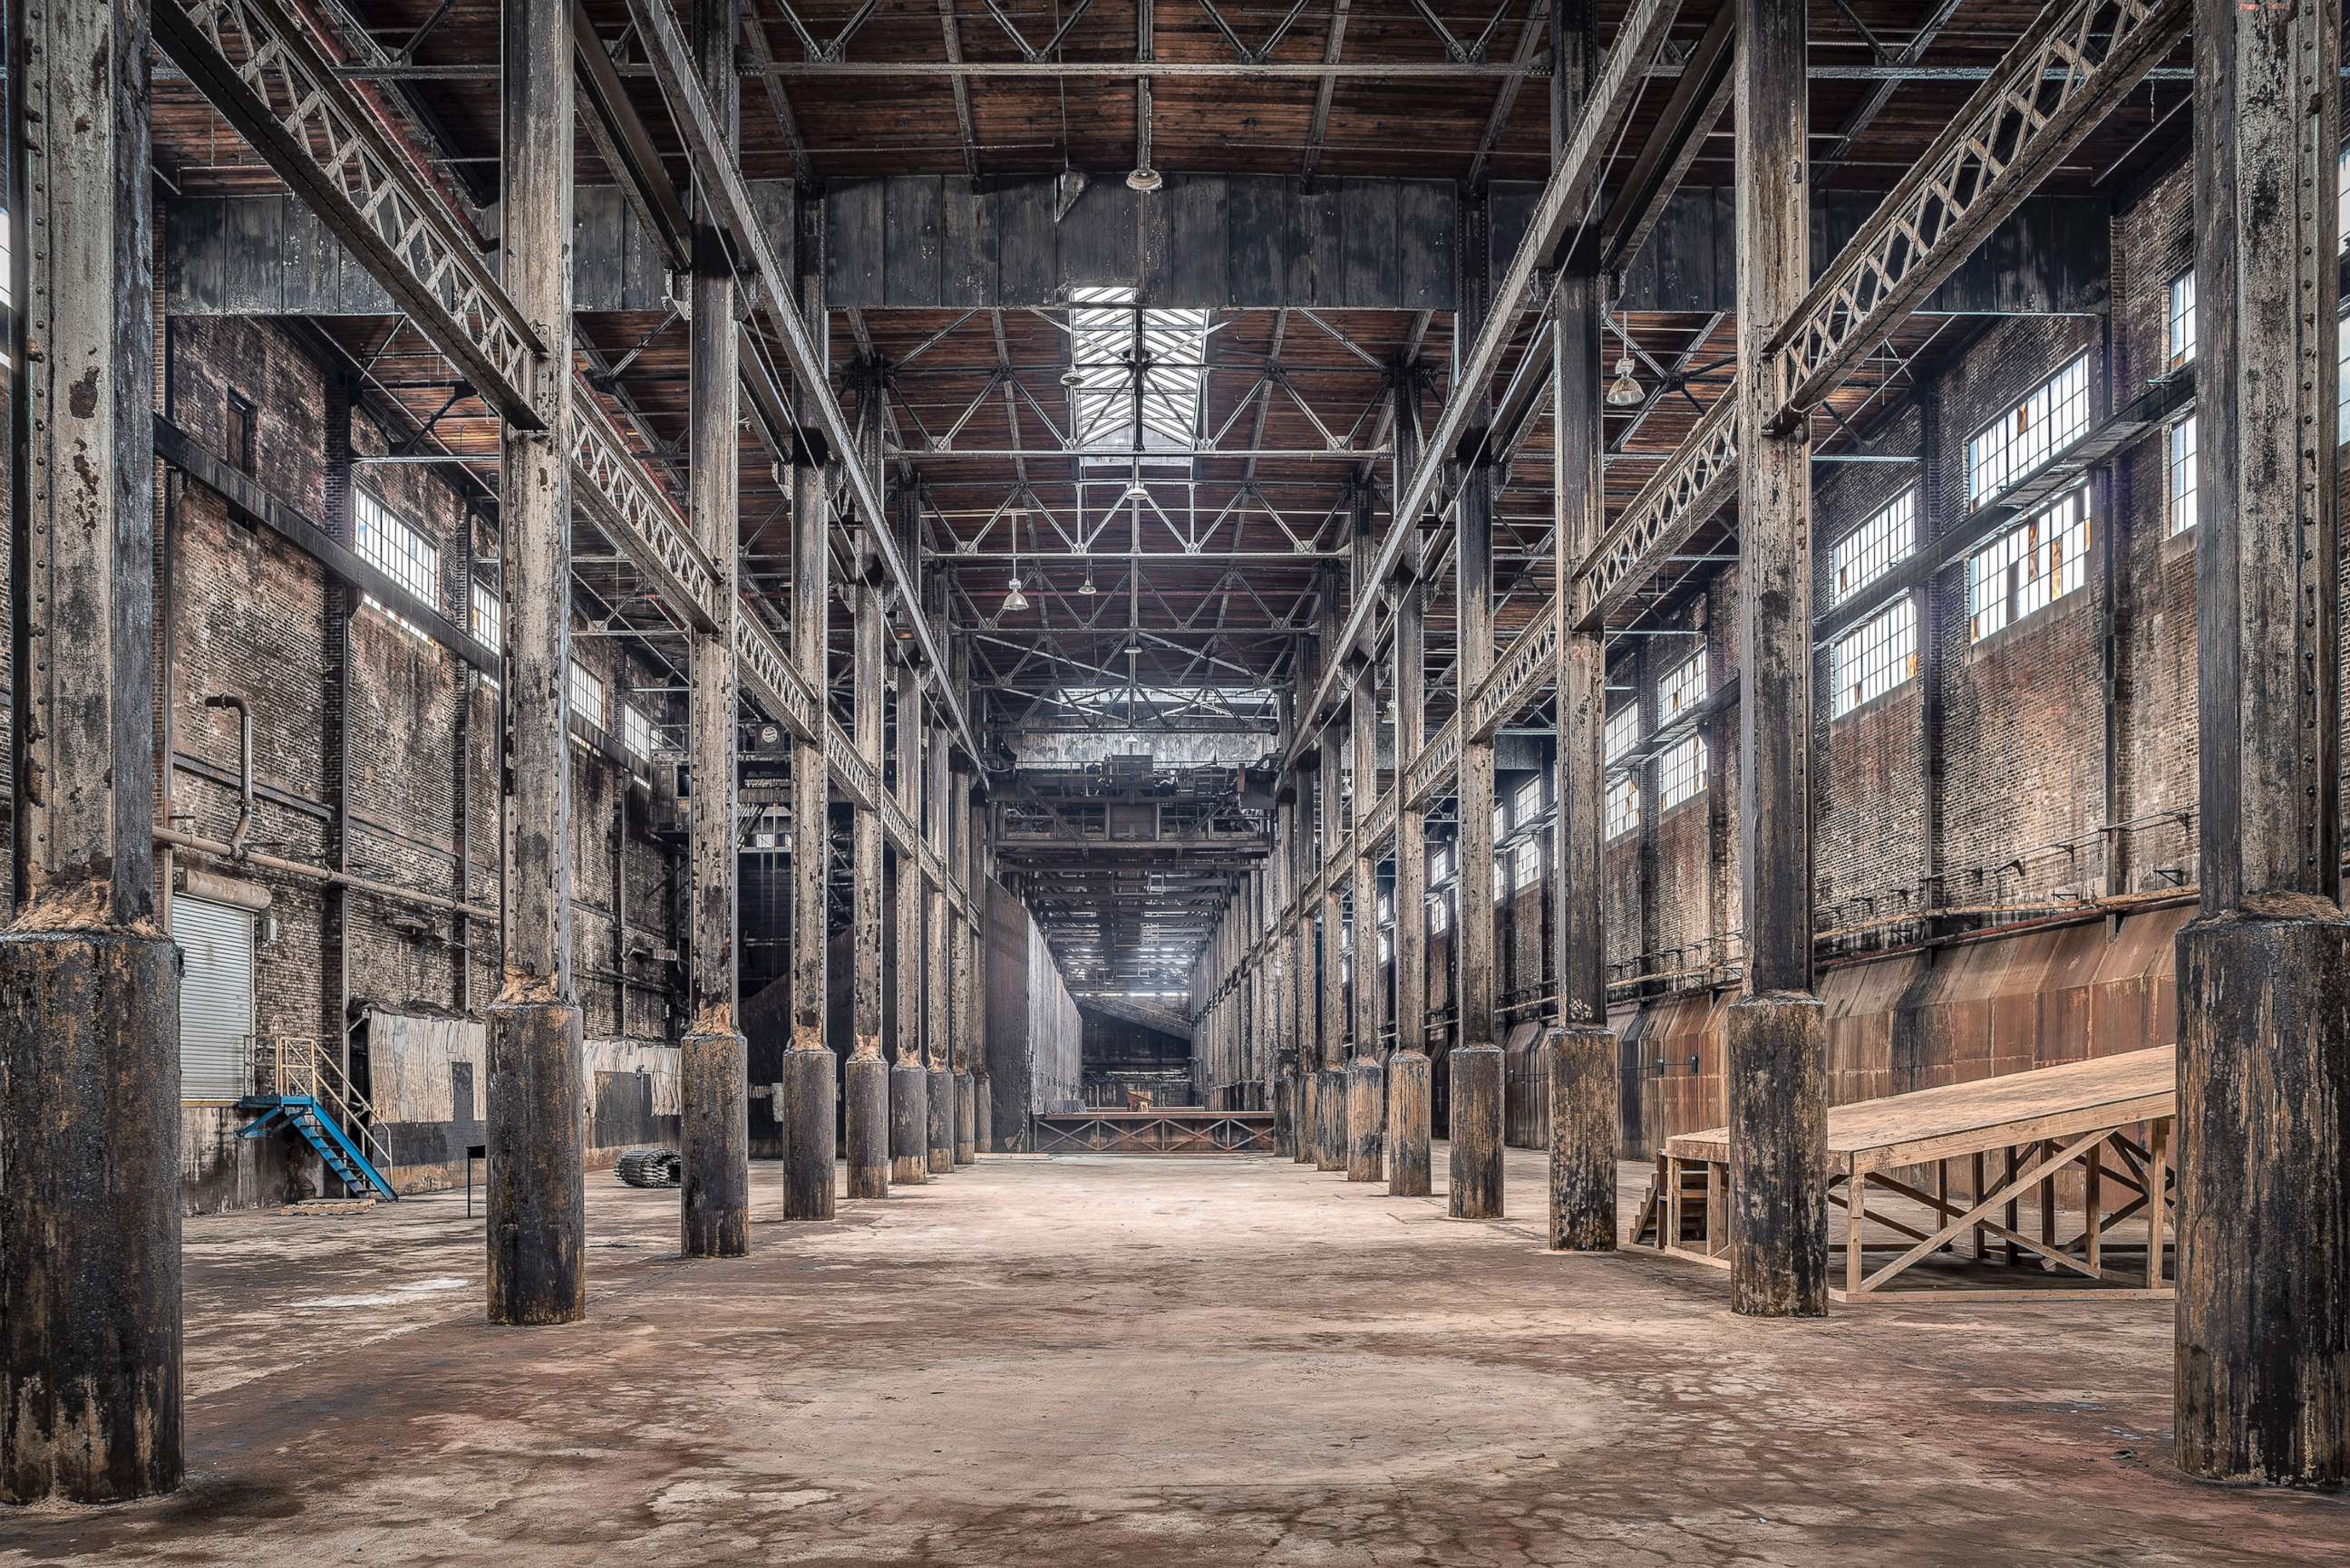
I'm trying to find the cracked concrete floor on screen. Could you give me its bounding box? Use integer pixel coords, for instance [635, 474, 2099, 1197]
[4, 1146, 2347, 1566]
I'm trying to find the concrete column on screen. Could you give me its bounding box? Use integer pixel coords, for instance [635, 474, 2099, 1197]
[1545, 0, 1615, 1253]
[679, 0, 750, 1258]
[1450, 189, 1503, 1221]
[1389, 527, 1432, 1197]
[972, 782, 994, 1150]
[1316, 622, 1348, 1172]
[486, 0, 587, 1323]
[0, 0, 183, 1503]
[845, 571, 890, 1198]
[1346, 492, 1384, 1183]
[2177, 0, 2348, 1485]
[1728, 0, 1828, 1317]
[782, 193, 837, 1222]
[925, 732, 955, 1173]
[890, 666, 929, 1183]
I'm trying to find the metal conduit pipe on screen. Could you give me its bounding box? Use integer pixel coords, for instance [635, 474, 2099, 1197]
[201, 693, 255, 858]
[155, 827, 497, 923]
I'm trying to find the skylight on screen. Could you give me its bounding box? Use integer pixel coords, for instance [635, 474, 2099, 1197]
[1066, 286, 1209, 471]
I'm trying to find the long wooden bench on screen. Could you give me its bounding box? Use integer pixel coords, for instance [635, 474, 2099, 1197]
[1633, 1046, 2176, 1301]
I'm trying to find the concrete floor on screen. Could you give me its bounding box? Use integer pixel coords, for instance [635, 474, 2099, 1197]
[4, 1145, 2347, 1566]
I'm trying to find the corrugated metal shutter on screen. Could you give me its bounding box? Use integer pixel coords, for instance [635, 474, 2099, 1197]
[175, 896, 254, 1103]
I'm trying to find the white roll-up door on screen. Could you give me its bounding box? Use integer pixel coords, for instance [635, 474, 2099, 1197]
[175, 896, 255, 1103]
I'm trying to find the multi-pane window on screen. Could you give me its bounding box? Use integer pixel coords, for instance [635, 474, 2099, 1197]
[1604, 774, 1640, 841]
[2166, 272, 2196, 369]
[1428, 893, 1451, 935]
[1968, 485, 2091, 642]
[1829, 489, 1916, 608]
[2339, 149, 2349, 254]
[2167, 416, 2198, 537]
[471, 579, 501, 653]
[2338, 305, 2350, 445]
[1603, 702, 1640, 764]
[1966, 354, 2093, 504]
[1658, 734, 1707, 811]
[1067, 285, 1209, 473]
[1659, 651, 1706, 720]
[1378, 892, 1393, 963]
[1492, 852, 1506, 904]
[1512, 839, 1541, 893]
[1512, 774, 1542, 827]
[623, 706, 657, 762]
[568, 660, 607, 731]
[354, 491, 437, 637]
[1830, 598, 1918, 718]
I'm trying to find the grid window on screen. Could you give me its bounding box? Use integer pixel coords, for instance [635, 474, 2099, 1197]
[1492, 853, 1506, 904]
[1512, 840, 1541, 893]
[1067, 286, 1209, 472]
[1830, 489, 1915, 608]
[1604, 774, 1640, 841]
[623, 706, 657, 761]
[1512, 774, 1542, 826]
[2339, 305, 2350, 444]
[1603, 702, 1640, 764]
[568, 661, 607, 731]
[471, 580, 501, 653]
[1658, 734, 1706, 811]
[1968, 486, 2091, 642]
[2166, 272, 2196, 369]
[1830, 598, 1918, 718]
[1966, 354, 2093, 504]
[2340, 149, 2349, 254]
[2167, 417, 2198, 537]
[1428, 893, 1450, 934]
[354, 491, 438, 637]
[1659, 651, 1706, 720]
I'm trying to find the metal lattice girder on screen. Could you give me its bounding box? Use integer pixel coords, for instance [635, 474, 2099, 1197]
[624, 0, 978, 765]
[1772, 0, 2189, 424]
[1574, 398, 1740, 629]
[1408, 712, 1462, 810]
[153, 0, 544, 423]
[568, 389, 723, 634]
[1464, 599, 1560, 745]
[1285, 0, 1682, 765]
[736, 614, 820, 740]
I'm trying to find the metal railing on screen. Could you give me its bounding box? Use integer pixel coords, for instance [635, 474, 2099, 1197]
[257, 1036, 394, 1176]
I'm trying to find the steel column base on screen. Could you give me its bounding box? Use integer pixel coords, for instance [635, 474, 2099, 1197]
[927, 1066, 954, 1174]
[0, 928, 183, 1505]
[1547, 1026, 1618, 1253]
[1345, 1056, 1384, 1182]
[843, 1051, 891, 1200]
[2176, 905, 2350, 1486]
[1386, 1049, 1432, 1197]
[1447, 1043, 1504, 1219]
[1315, 1068, 1346, 1171]
[781, 1047, 838, 1221]
[954, 1070, 977, 1164]
[680, 1028, 751, 1256]
[485, 997, 588, 1323]
[889, 1060, 929, 1185]
[1294, 1071, 1316, 1164]
[1725, 992, 1829, 1319]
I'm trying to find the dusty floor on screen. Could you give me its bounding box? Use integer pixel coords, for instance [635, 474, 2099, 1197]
[4, 1145, 2346, 1566]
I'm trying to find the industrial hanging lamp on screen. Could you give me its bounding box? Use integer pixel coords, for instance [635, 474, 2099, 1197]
[1606, 305, 1645, 408]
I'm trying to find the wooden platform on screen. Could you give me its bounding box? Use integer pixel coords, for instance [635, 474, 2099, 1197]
[1636, 1046, 2176, 1301]
[1031, 1109, 1275, 1156]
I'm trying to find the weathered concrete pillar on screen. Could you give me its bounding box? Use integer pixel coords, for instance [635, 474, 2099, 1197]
[889, 665, 929, 1183]
[1388, 501, 1432, 1198]
[1345, 498, 1384, 1181]
[484, 0, 588, 1322]
[0, 0, 183, 1503]
[1449, 190, 1503, 1221]
[1727, 0, 1828, 1316]
[1286, 750, 1316, 1165]
[1545, 0, 1615, 1253]
[926, 732, 955, 1174]
[844, 569, 891, 1199]
[2177, 0, 2349, 1486]
[678, 0, 751, 1258]
[782, 193, 838, 1223]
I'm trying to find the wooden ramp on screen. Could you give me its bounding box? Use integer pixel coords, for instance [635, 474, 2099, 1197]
[1635, 1046, 2176, 1301]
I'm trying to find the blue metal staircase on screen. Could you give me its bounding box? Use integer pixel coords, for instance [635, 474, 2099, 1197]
[238, 1095, 399, 1201]
[238, 1038, 399, 1202]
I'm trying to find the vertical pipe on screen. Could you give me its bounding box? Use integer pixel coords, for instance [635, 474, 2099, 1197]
[2176, 0, 2348, 1485]
[1728, 0, 1828, 1317]
[890, 665, 929, 1183]
[1546, 0, 1614, 1253]
[1450, 187, 1504, 1220]
[486, 0, 587, 1324]
[1, 0, 182, 1502]
[680, 0, 751, 1256]
[782, 189, 838, 1222]
[845, 568, 890, 1197]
